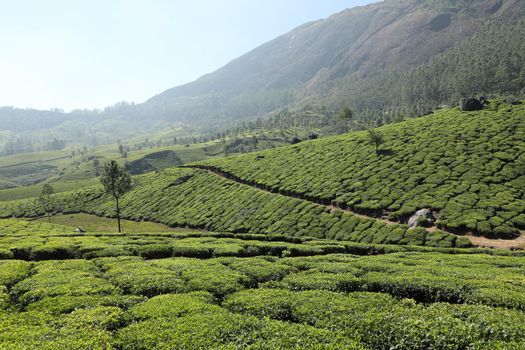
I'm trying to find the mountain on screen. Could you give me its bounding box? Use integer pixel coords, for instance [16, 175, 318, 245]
[1, 0, 525, 148]
[144, 0, 525, 125]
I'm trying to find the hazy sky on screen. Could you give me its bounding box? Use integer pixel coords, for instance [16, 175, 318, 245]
[0, 0, 376, 111]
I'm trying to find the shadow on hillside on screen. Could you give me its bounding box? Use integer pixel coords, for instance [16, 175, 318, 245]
[378, 149, 397, 156]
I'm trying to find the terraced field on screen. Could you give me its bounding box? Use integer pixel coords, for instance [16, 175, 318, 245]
[0, 102, 523, 348]
[200, 101, 525, 239]
[0, 219, 524, 349]
[0, 168, 472, 248]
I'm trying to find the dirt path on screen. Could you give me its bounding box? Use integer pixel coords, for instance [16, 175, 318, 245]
[188, 165, 524, 250]
[467, 233, 525, 250]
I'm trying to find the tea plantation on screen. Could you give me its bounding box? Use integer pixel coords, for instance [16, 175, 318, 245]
[0, 219, 525, 349]
[200, 101, 525, 239]
[0, 168, 472, 248]
[0, 102, 523, 348]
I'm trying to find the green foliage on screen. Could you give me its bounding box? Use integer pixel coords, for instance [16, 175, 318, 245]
[367, 129, 384, 154]
[224, 288, 525, 350]
[202, 102, 525, 238]
[118, 293, 361, 349]
[0, 166, 467, 248]
[269, 253, 525, 309]
[100, 160, 132, 199]
[0, 234, 523, 348]
[99, 160, 132, 232]
[38, 184, 55, 223]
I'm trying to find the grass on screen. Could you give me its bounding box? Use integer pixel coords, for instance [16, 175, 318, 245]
[0, 178, 99, 202]
[33, 213, 189, 233]
[0, 140, 224, 200]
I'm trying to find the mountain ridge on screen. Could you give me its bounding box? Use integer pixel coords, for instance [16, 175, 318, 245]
[145, 0, 525, 123]
[1, 0, 525, 148]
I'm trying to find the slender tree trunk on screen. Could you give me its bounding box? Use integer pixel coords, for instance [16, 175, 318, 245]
[115, 195, 121, 233]
[46, 195, 51, 223]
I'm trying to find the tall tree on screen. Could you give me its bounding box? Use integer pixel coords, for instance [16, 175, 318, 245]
[367, 129, 384, 155]
[38, 184, 55, 223]
[100, 160, 132, 233]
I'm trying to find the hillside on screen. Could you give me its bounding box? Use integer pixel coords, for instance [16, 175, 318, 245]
[200, 100, 525, 238]
[1, 101, 524, 245]
[145, 0, 525, 125]
[2, 0, 525, 149]
[0, 167, 471, 248]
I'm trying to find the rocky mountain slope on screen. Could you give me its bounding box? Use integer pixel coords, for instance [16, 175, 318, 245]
[145, 0, 525, 124]
[2, 0, 525, 146]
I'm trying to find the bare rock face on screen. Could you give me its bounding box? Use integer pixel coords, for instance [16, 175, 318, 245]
[459, 98, 484, 111]
[407, 209, 435, 228]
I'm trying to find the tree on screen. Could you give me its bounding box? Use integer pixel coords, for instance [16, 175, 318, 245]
[337, 107, 354, 132]
[38, 184, 55, 223]
[100, 160, 132, 233]
[93, 158, 100, 176]
[367, 129, 384, 155]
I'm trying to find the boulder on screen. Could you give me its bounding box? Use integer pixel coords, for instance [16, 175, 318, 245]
[74, 227, 87, 233]
[459, 98, 483, 111]
[290, 137, 302, 144]
[407, 209, 435, 228]
[308, 133, 319, 140]
[479, 96, 488, 105]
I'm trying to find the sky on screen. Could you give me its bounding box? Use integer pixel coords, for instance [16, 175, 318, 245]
[0, 0, 377, 111]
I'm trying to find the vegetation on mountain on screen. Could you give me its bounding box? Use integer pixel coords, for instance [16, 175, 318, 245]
[201, 101, 525, 238]
[339, 19, 525, 122]
[2, 1, 525, 154]
[143, 1, 525, 132]
[0, 167, 471, 248]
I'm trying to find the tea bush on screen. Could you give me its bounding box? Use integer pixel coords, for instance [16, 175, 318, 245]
[201, 103, 525, 238]
[0, 169, 470, 248]
[224, 288, 525, 350]
[0, 245, 524, 348]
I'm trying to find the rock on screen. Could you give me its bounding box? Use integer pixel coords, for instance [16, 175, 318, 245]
[74, 227, 86, 233]
[308, 133, 318, 140]
[459, 98, 483, 111]
[407, 209, 435, 228]
[479, 96, 489, 105]
[290, 137, 302, 144]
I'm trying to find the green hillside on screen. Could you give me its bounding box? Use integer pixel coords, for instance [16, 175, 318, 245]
[200, 101, 525, 239]
[0, 167, 472, 248]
